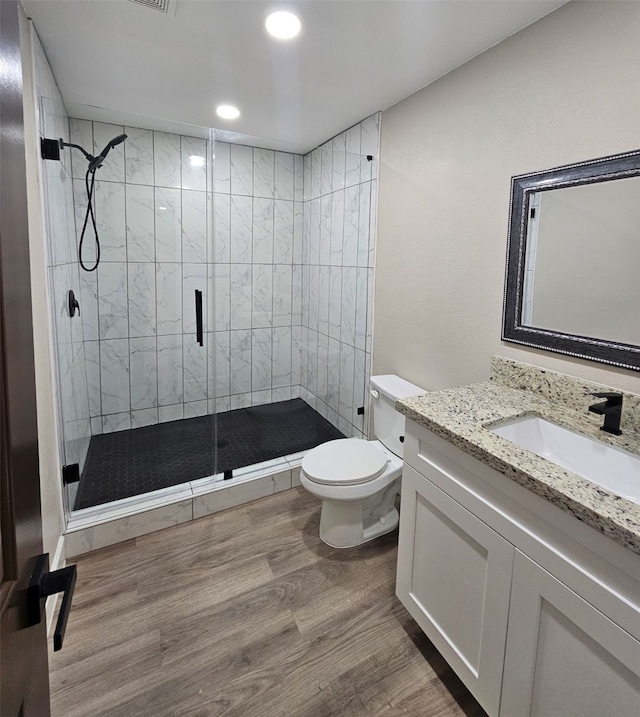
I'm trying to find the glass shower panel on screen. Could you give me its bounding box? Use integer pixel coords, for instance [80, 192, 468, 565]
[38, 95, 93, 514]
[38, 102, 218, 514]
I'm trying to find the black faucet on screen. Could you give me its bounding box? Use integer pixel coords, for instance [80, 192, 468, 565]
[588, 392, 623, 435]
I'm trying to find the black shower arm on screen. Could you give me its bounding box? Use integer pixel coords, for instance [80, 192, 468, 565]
[59, 139, 94, 163]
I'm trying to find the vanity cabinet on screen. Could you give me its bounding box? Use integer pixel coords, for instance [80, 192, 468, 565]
[396, 420, 640, 717]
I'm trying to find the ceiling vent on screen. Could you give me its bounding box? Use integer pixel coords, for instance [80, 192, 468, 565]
[128, 0, 174, 14]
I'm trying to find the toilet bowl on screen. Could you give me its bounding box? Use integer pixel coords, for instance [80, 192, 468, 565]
[300, 375, 425, 548]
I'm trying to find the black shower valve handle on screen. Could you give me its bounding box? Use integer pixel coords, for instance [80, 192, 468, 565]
[68, 289, 80, 317]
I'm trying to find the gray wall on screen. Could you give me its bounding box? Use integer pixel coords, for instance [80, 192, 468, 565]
[375, 0, 640, 394]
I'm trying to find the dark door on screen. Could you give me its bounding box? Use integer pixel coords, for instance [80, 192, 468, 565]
[0, 0, 52, 714]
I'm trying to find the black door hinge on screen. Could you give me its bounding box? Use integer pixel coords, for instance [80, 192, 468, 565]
[62, 463, 80, 485]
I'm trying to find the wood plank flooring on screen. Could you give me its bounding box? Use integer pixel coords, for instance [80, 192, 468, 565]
[49, 487, 488, 717]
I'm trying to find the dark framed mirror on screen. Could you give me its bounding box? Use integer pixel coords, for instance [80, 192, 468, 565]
[502, 149, 640, 371]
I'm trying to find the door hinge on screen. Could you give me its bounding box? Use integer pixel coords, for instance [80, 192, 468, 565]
[62, 463, 80, 485]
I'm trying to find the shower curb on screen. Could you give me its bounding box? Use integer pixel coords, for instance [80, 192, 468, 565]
[64, 456, 303, 557]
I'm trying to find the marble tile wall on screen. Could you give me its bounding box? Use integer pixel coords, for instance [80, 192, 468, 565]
[69, 120, 212, 433]
[34, 34, 92, 482]
[299, 114, 380, 438]
[212, 142, 304, 411]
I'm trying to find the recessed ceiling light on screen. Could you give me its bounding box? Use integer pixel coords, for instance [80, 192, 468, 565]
[216, 104, 240, 120]
[189, 155, 205, 168]
[265, 11, 301, 40]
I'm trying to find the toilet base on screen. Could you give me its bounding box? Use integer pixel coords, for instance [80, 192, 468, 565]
[318, 478, 401, 548]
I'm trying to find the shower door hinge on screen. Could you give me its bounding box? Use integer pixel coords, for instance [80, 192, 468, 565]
[62, 463, 80, 485]
[41, 137, 61, 160]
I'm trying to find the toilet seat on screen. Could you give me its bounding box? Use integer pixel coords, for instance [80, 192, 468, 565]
[302, 439, 388, 486]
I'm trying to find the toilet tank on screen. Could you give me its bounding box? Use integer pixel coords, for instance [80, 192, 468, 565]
[370, 375, 426, 458]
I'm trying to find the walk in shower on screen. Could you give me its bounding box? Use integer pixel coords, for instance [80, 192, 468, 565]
[37, 49, 378, 543]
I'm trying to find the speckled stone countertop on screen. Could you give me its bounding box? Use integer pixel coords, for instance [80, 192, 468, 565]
[397, 370, 640, 556]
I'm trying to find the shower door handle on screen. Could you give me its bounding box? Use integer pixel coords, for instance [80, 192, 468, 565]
[195, 290, 203, 346]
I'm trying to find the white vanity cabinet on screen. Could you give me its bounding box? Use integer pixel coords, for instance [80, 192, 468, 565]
[396, 419, 640, 717]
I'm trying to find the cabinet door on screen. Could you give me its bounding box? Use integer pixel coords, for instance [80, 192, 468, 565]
[396, 465, 514, 716]
[501, 551, 640, 717]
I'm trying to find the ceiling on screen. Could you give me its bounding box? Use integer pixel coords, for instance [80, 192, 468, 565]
[22, 0, 567, 153]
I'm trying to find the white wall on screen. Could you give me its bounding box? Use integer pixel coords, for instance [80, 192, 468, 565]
[375, 0, 640, 393]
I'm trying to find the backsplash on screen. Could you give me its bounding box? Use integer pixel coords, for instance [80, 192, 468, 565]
[491, 356, 640, 435]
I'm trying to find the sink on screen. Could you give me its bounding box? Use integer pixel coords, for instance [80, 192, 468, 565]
[489, 415, 640, 504]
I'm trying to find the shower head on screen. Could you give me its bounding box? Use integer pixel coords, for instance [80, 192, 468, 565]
[88, 133, 128, 172]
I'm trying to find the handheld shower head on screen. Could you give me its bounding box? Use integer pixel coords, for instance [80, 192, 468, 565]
[88, 133, 128, 171]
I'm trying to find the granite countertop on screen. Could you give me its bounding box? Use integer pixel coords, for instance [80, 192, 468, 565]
[397, 381, 640, 556]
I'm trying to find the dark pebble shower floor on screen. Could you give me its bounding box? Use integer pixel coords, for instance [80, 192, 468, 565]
[74, 399, 344, 510]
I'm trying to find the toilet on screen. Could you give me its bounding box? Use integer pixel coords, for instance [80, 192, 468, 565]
[300, 375, 425, 548]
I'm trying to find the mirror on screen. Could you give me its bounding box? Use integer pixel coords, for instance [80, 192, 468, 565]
[502, 149, 640, 371]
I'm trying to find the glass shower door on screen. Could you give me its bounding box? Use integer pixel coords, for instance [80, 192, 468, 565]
[38, 102, 218, 515]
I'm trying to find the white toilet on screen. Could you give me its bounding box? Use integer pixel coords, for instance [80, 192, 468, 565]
[300, 375, 425, 548]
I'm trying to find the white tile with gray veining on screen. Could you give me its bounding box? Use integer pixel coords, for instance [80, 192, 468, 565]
[94, 180, 126, 261]
[272, 326, 292, 389]
[230, 264, 252, 330]
[213, 193, 231, 262]
[155, 187, 182, 262]
[252, 264, 273, 329]
[156, 263, 182, 335]
[214, 142, 231, 194]
[128, 262, 156, 337]
[181, 136, 207, 191]
[253, 197, 274, 264]
[253, 148, 275, 199]
[230, 194, 253, 263]
[252, 328, 272, 392]
[157, 335, 183, 406]
[129, 336, 158, 410]
[98, 262, 128, 339]
[274, 200, 294, 264]
[126, 183, 155, 262]
[154, 131, 181, 188]
[275, 153, 294, 201]
[230, 329, 252, 395]
[124, 126, 154, 185]
[230, 144, 253, 196]
[182, 189, 207, 263]
[99, 338, 130, 415]
[183, 333, 208, 403]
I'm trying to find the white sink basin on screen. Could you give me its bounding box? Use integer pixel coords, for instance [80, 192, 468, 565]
[490, 415, 640, 505]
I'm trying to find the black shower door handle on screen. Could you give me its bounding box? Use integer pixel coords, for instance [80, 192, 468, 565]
[195, 289, 203, 346]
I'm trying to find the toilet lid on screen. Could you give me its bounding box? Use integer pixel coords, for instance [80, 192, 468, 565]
[302, 439, 388, 486]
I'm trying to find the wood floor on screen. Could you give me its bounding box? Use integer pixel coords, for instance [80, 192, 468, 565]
[49, 487, 488, 717]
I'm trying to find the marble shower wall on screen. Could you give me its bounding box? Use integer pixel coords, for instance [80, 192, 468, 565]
[69, 120, 212, 433]
[299, 114, 380, 438]
[33, 33, 92, 473]
[212, 143, 304, 411]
